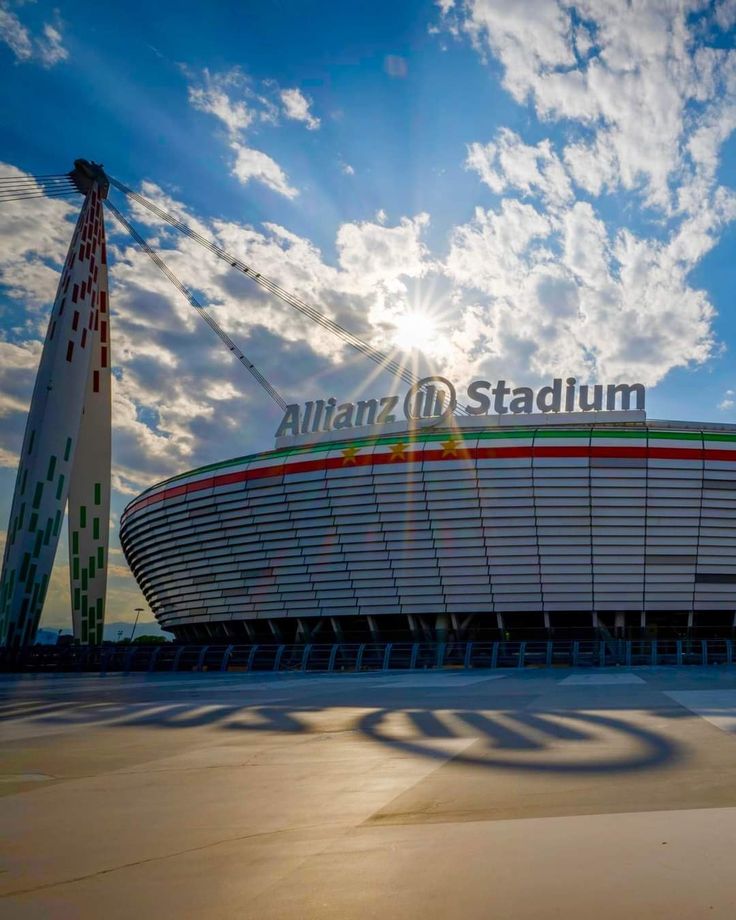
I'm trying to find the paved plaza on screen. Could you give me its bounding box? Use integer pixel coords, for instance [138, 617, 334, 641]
[3, 666, 736, 918]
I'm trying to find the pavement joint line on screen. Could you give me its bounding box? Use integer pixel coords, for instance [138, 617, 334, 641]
[0, 823, 344, 900]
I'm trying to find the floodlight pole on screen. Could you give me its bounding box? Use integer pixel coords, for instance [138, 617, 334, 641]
[130, 607, 144, 642]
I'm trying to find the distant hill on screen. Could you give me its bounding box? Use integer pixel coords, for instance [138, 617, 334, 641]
[35, 620, 173, 644]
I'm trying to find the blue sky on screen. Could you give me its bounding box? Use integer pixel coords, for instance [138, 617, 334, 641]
[1, 0, 736, 631]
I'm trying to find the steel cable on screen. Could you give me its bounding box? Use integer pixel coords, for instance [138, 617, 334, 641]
[105, 200, 288, 412]
[0, 189, 79, 203]
[107, 176, 422, 390]
[0, 166, 465, 418]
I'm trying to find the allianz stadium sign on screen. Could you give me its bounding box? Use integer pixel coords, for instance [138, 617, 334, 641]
[275, 377, 646, 439]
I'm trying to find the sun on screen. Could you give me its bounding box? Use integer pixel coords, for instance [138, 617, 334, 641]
[391, 310, 440, 354]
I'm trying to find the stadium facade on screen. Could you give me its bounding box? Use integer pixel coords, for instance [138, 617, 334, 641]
[120, 411, 736, 643]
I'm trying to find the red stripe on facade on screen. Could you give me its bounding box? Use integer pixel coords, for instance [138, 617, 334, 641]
[121, 442, 736, 522]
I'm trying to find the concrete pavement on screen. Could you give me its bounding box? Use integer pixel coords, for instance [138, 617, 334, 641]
[2, 667, 736, 918]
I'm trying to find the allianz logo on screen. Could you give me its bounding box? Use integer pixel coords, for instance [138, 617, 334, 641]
[275, 376, 646, 438]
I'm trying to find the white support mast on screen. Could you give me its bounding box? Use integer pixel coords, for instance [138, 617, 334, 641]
[0, 161, 111, 646]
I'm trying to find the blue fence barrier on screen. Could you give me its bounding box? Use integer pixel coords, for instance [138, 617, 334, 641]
[1, 638, 734, 674]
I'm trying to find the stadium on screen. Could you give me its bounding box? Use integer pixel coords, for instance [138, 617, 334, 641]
[9, 164, 736, 652]
[119, 410, 736, 644]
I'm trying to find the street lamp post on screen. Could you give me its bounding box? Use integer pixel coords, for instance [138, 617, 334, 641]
[130, 607, 144, 642]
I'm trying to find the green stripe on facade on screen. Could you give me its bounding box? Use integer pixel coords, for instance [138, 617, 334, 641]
[647, 430, 702, 441]
[39, 574, 48, 607]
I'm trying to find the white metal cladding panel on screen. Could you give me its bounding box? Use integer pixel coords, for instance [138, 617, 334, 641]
[535, 431, 592, 607]
[119, 427, 736, 627]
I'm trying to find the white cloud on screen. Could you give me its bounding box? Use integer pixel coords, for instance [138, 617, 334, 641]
[187, 68, 301, 199]
[188, 68, 254, 135]
[0, 4, 67, 67]
[0, 4, 31, 60]
[280, 88, 320, 130]
[454, 0, 736, 213]
[37, 22, 67, 66]
[442, 193, 721, 386]
[432, 0, 736, 389]
[336, 213, 432, 291]
[562, 136, 619, 198]
[0, 164, 77, 317]
[230, 143, 299, 199]
[719, 389, 735, 410]
[467, 128, 572, 205]
[715, 0, 736, 30]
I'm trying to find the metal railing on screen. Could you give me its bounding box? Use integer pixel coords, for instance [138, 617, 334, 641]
[1, 638, 734, 674]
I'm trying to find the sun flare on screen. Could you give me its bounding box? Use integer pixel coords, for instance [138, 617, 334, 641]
[391, 310, 439, 354]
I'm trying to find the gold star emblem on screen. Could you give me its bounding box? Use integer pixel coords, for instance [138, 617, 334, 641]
[442, 438, 461, 457]
[389, 442, 407, 461]
[342, 446, 360, 465]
